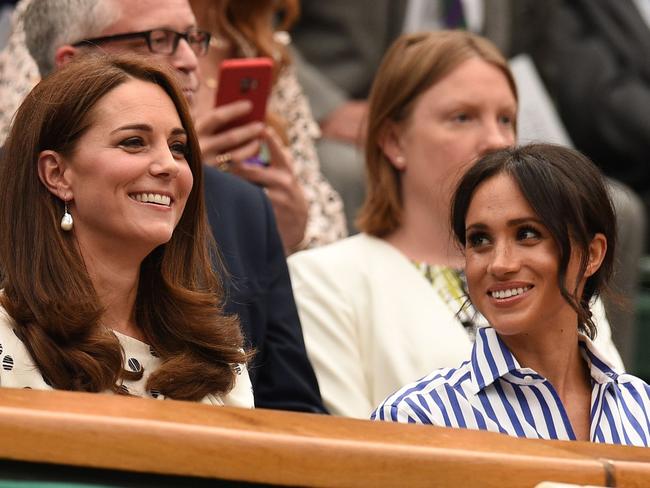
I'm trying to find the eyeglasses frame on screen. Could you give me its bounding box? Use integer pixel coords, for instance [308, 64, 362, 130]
[71, 28, 212, 56]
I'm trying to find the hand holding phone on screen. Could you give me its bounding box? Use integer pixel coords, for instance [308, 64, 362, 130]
[215, 57, 273, 131]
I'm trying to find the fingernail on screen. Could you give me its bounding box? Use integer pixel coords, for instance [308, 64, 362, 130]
[252, 122, 265, 131]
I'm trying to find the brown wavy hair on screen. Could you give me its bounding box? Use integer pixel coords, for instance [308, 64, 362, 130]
[357, 30, 518, 237]
[0, 53, 248, 400]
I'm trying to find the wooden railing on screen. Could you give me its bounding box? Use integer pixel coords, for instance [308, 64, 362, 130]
[0, 388, 648, 487]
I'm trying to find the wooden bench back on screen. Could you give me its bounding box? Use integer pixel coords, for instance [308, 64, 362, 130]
[0, 388, 648, 487]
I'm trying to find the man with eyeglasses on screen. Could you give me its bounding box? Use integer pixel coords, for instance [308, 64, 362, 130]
[20, 0, 327, 414]
[38, 1, 204, 105]
[74, 28, 209, 64]
[70, 28, 210, 106]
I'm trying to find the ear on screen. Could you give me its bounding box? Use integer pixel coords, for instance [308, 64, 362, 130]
[584, 233, 607, 278]
[54, 45, 80, 69]
[377, 120, 406, 171]
[37, 150, 73, 200]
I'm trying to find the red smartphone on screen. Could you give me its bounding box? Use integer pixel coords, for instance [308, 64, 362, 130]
[214, 57, 273, 131]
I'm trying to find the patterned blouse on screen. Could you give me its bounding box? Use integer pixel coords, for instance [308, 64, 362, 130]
[0, 306, 254, 407]
[0, 1, 38, 144]
[0, 4, 347, 251]
[412, 262, 483, 340]
[269, 63, 347, 250]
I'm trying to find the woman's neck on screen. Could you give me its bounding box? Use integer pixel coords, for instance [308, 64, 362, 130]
[383, 198, 464, 267]
[501, 324, 591, 402]
[78, 240, 145, 341]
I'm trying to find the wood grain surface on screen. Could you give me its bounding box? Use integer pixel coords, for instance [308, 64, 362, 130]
[0, 388, 647, 487]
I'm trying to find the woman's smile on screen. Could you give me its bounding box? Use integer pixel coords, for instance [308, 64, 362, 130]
[129, 192, 174, 207]
[487, 282, 534, 305]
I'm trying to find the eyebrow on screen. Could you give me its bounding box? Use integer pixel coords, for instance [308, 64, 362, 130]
[148, 24, 197, 33]
[110, 124, 187, 137]
[465, 217, 543, 232]
[111, 124, 151, 134]
[439, 98, 517, 111]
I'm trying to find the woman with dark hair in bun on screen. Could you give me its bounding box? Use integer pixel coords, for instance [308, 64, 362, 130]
[374, 144, 650, 445]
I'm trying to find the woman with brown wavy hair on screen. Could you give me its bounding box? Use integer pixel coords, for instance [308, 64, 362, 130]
[189, 0, 346, 253]
[0, 52, 252, 405]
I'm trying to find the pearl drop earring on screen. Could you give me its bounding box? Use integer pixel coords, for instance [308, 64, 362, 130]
[60, 200, 73, 231]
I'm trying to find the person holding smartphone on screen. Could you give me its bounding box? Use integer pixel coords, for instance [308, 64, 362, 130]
[190, 0, 347, 254]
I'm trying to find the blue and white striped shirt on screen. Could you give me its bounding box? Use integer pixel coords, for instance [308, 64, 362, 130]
[372, 327, 650, 446]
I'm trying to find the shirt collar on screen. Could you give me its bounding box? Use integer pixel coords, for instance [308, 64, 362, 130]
[469, 327, 622, 394]
[469, 327, 521, 394]
[578, 334, 621, 384]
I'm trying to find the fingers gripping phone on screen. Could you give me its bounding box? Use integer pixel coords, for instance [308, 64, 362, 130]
[215, 57, 273, 166]
[214, 57, 273, 131]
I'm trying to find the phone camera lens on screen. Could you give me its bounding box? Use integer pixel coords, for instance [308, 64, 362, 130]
[239, 77, 259, 92]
